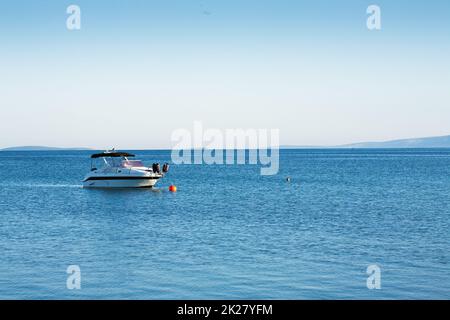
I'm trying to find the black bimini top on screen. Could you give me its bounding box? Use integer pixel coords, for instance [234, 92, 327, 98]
[90, 152, 135, 159]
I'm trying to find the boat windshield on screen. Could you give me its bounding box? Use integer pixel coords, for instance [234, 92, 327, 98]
[121, 160, 145, 168]
[102, 157, 124, 167]
[101, 158, 145, 168]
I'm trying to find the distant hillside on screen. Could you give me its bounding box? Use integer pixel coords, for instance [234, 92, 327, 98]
[3, 135, 450, 151]
[279, 145, 322, 149]
[339, 135, 450, 148]
[282, 135, 450, 149]
[0, 146, 92, 151]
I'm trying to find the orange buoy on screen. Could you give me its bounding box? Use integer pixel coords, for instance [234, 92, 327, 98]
[169, 185, 177, 192]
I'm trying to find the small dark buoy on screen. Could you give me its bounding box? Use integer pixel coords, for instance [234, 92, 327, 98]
[169, 185, 177, 192]
[286, 176, 291, 182]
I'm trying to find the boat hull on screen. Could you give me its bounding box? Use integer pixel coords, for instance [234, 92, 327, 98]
[83, 176, 160, 188]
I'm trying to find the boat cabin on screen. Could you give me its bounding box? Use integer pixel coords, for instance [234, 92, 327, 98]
[90, 151, 144, 170]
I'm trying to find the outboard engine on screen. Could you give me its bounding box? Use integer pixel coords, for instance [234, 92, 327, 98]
[152, 163, 161, 173]
[162, 163, 169, 173]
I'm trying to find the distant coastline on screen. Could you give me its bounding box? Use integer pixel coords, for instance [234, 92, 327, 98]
[284, 134, 450, 149]
[2, 134, 450, 151]
[0, 146, 93, 151]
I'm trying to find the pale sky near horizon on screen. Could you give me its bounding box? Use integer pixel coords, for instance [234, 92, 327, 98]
[1, 0, 449, 149]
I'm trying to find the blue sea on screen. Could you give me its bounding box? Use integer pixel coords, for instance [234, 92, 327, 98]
[0, 149, 449, 299]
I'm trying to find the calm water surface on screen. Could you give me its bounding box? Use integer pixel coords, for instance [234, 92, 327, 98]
[0, 149, 449, 299]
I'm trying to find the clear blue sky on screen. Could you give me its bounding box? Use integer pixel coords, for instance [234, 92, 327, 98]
[1, 0, 449, 149]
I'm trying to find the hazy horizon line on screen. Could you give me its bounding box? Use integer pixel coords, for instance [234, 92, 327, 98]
[2, 133, 450, 151]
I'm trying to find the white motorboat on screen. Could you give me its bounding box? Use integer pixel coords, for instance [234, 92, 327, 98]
[83, 150, 168, 188]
